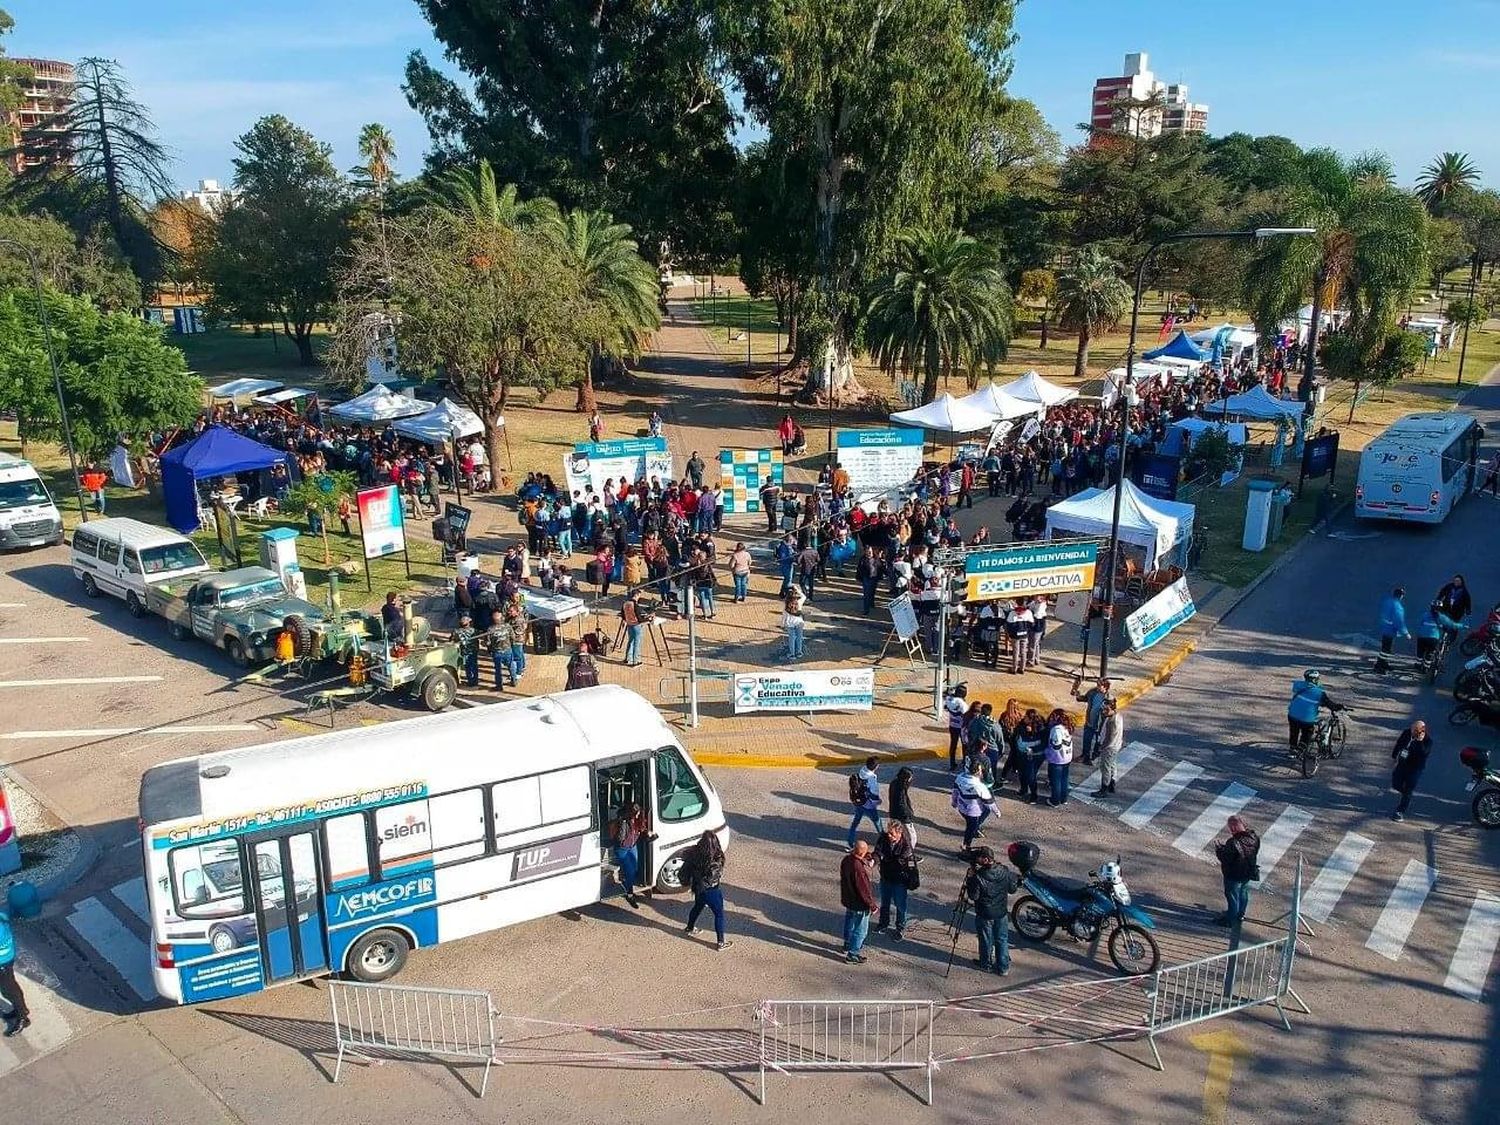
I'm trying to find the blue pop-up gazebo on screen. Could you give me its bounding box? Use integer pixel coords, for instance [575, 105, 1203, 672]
[161, 426, 290, 532]
[1143, 330, 1209, 362]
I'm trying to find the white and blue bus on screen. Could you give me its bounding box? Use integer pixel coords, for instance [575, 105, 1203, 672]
[1355, 411, 1483, 524]
[137, 686, 728, 1004]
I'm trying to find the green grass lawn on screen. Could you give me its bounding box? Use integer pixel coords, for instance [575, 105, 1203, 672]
[1, 422, 446, 611]
[169, 325, 332, 382]
[689, 294, 789, 366]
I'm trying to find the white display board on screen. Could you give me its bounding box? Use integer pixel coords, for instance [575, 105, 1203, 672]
[835, 429, 925, 494]
[563, 437, 674, 497]
[733, 669, 876, 714]
[888, 593, 920, 642]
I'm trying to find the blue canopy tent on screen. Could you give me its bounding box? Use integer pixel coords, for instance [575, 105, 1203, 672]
[161, 426, 290, 532]
[1143, 330, 1208, 362]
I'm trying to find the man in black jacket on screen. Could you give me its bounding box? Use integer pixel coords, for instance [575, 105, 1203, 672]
[963, 848, 1020, 975]
[1213, 817, 1261, 927]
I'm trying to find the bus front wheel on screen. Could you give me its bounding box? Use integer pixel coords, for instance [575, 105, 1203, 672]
[346, 928, 410, 983]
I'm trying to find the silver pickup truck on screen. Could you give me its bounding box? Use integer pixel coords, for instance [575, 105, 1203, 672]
[146, 566, 329, 666]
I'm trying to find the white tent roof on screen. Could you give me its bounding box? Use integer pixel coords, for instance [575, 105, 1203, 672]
[1000, 370, 1078, 407]
[253, 386, 317, 406]
[327, 384, 431, 423]
[391, 398, 485, 445]
[954, 381, 1041, 422]
[1204, 385, 1304, 421]
[889, 392, 997, 434]
[1044, 480, 1196, 571]
[1188, 324, 1258, 348]
[211, 377, 282, 399]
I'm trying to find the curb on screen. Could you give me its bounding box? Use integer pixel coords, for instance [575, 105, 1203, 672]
[1, 765, 101, 904]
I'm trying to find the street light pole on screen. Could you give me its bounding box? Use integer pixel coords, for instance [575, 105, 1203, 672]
[1097, 227, 1314, 679]
[1457, 254, 1479, 387]
[0, 238, 88, 522]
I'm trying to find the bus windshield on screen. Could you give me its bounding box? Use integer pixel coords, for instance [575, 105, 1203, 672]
[0, 477, 50, 510]
[140, 541, 208, 574]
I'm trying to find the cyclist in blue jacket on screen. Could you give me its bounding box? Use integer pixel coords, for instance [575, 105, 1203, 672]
[1288, 669, 1343, 752]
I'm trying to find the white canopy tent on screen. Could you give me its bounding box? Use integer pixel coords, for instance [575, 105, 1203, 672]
[210, 377, 282, 400]
[1203, 385, 1305, 421]
[1044, 479, 1196, 571]
[1189, 323, 1258, 359]
[1161, 418, 1249, 458]
[1000, 370, 1078, 408]
[1101, 361, 1177, 408]
[954, 381, 1041, 422]
[391, 398, 485, 446]
[327, 384, 431, 423]
[252, 386, 318, 406]
[889, 392, 998, 434]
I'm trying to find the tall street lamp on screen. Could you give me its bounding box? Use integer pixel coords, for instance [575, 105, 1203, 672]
[0, 238, 88, 522]
[1097, 227, 1315, 679]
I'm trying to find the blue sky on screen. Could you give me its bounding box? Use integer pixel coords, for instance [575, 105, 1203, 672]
[9, 0, 1499, 192]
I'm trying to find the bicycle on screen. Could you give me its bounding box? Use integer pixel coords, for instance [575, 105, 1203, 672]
[1295, 709, 1348, 778]
[1421, 628, 1458, 686]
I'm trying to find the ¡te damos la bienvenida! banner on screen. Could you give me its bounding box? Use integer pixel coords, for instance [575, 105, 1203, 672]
[835, 429, 925, 494]
[734, 669, 875, 714]
[964, 542, 1099, 600]
[564, 436, 674, 497]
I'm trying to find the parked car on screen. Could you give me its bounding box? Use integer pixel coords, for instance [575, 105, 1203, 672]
[72, 517, 210, 617]
[146, 565, 330, 666]
[0, 454, 64, 550]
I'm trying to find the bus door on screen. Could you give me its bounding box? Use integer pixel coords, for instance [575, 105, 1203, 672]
[595, 756, 654, 891]
[244, 829, 329, 983]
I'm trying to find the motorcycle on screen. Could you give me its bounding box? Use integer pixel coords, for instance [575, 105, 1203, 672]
[1006, 841, 1160, 975]
[1454, 646, 1500, 702]
[1450, 698, 1500, 730]
[1459, 610, 1500, 658]
[1460, 746, 1500, 829]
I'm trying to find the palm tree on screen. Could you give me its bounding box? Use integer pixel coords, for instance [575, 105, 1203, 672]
[864, 227, 1012, 404]
[425, 158, 558, 229]
[1243, 150, 1429, 401]
[1054, 246, 1132, 380]
[353, 123, 396, 198]
[1416, 152, 1481, 214]
[551, 208, 662, 412]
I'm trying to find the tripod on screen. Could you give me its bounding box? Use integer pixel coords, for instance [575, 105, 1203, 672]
[944, 890, 971, 978]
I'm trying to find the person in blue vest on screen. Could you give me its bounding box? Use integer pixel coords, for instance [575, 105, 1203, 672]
[1374, 586, 1409, 673]
[1288, 669, 1344, 753]
[1414, 603, 1462, 666]
[0, 908, 29, 1036]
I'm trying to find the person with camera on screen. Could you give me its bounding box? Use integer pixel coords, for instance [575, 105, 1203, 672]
[873, 820, 917, 941]
[621, 590, 646, 667]
[1213, 816, 1261, 928]
[963, 847, 1019, 976]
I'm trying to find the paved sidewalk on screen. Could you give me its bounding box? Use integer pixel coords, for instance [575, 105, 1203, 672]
[396, 298, 1239, 767]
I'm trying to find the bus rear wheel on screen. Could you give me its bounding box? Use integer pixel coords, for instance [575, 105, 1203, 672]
[346, 928, 410, 983]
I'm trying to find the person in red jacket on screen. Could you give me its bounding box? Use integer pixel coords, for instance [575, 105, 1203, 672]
[80, 465, 108, 513]
[839, 841, 878, 963]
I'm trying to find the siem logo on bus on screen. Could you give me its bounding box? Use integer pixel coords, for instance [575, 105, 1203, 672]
[380, 815, 427, 842]
[334, 876, 435, 919]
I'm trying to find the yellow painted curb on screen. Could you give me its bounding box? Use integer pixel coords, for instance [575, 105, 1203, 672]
[1115, 639, 1198, 710]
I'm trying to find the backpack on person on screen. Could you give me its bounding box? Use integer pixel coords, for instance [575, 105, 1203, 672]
[849, 772, 870, 805]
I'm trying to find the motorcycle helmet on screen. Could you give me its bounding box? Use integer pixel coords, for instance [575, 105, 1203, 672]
[1303, 669, 1321, 684]
[1007, 840, 1040, 873]
[1098, 860, 1121, 883]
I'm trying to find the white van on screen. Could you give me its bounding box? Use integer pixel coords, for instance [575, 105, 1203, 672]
[0, 454, 64, 550]
[72, 517, 211, 617]
[1355, 412, 1483, 524]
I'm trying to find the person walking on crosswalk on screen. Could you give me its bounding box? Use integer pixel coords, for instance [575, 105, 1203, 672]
[0, 908, 30, 1036]
[1092, 699, 1124, 797]
[1390, 719, 1433, 822]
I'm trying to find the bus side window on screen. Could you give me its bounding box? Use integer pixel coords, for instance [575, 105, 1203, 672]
[169, 842, 246, 918]
[374, 799, 433, 877]
[324, 813, 370, 890]
[654, 746, 708, 822]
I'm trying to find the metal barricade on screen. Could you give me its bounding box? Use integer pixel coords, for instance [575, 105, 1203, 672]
[758, 999, 935, 1106]
[1143, 859, 1310, 1070]
[329, 980, 500, 1096]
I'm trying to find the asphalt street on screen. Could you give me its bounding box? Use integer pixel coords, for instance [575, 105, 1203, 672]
[0, 382, 1496, 1122]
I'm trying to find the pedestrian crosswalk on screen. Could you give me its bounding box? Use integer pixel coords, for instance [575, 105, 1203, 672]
[65, 878, 156, 1004]
[1062, 741, 1500, 1001]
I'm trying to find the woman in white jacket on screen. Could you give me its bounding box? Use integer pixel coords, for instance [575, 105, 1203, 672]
[1044, 712, 1074, 807]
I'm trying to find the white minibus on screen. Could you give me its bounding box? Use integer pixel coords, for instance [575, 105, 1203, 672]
[0, 454, 64, 549]
[137, 686, 728, 1003]
[1355, 412, 1482, 524]
[71, 517, 210, 617]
